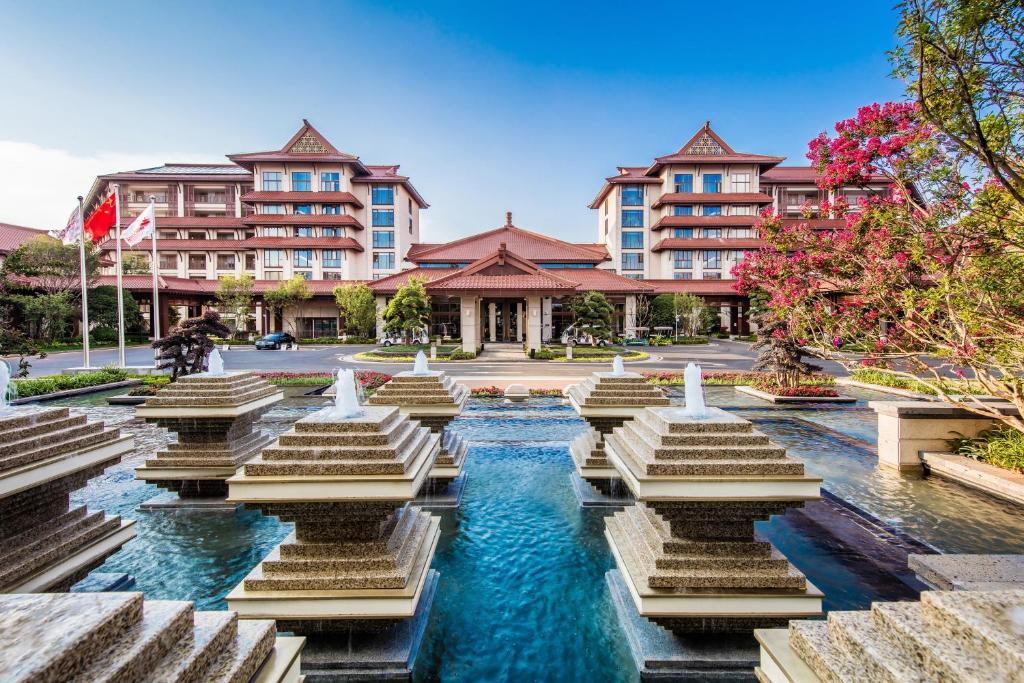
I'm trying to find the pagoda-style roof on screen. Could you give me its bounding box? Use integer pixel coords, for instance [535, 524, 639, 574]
[645, 123, 785, 174]
[227, 119, 367, 168]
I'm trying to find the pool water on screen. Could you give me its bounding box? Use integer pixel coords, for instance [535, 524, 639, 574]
[69, 391, 1024, 682]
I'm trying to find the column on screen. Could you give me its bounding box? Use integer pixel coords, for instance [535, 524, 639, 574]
[254, 300, 264, 335]
[624, 295, 638, 338]
[516, 302, 524, 343]
[375, 295, 387, 339]
[460, 296, 479, 353]
[541, 297, 552, 342]
[488, 302, 497, 343]
[526, 296, 541, 352]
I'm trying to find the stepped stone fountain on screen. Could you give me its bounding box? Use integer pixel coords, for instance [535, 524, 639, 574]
[226, 369, 441, 681]
[602, 365, 823, 678]
[755, 589, 1024, 682]
[566, 355, 669, 504]
[0, 403, 135, 593]
[367, 351, 469, 507]
[135, 358, 282, 504]
[0, 591, 303, 682]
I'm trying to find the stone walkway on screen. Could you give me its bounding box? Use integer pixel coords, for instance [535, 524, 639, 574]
[477, 343, 527, 361]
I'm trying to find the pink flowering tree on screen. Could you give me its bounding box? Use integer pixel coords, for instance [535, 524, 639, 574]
[735, 102, 1024, 432]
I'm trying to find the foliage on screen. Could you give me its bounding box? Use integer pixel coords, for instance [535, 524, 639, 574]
[750, 379, 840, 398]
[448, 349, 476, 360]
[215, 274, 255, 337]
[88, 285, 144, 333]
[671, 293, 705, 337]
[701, 307, 723, 334]
[533, 349, 555, 360]
[0, 236, 100, 293]
[849, 367, 983, 395]
[749, 317, 821, 388]
[152, 310, 231, 380]
[120, 253, 151, 275]
[734, 101, 1024, 432]
[569, 292, 613, 344]
[334, 283, 377, 337]
[4, 292, 77, 341]
[633, 294, 654, 333]
[298, 336, 375, 344]
[651, 295, 676, 329]
[13, 367, 130, 398]
[0, 325, 45, 377]
[949, 425, 1024, 474]
[264, 276, 312, 338]
[641, 370, 836, 387]
[471, 386, 504, 397]
[673, 337, 710, 345]
[383, 278, 431, 339]
[893, 0, 1024, 208]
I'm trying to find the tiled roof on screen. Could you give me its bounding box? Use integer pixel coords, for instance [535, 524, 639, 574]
[546, 267, 653, 293]
[99, 239, 247, 251]
[350, 165, 429, 208]
[409, 224, 607, 263]
[241, 214, 364, 229]
[240, 191, 363, 207]
[588, 169, 663, 208]
[0, 222, 49, 254]
[368, 267, 457, 292]
[652, 192, 772, 207]
[645, 279, 742, 295]
[244, 236, 363, 251]
[119, 216, 245, 229]
[133, 164, 250, 176]
[760, 166, 891, 184]
[646, 124, 785, 173]
[651, 215, 760, 229]
[651, 238, 765, 251]
[227, 120, 363, 166]
[96, 275, 358, 296]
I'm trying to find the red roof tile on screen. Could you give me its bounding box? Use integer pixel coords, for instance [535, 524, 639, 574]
[645, 279, 742, 295]
[0, 222, 50, 254]
[244, 236, 363, 251]
[651, 238, 765, 251]
[546, 268, 653, 293]
[119, 216, 245, 229]
[99, 239, 247, 251]
[652, 192, 772, 208]
[227, 120, 363, 167]
[761, 166, 890, 184]
[241, 191, 363, 207]
[242, 214, 364, 229]
[651, 215, 760, 229]
[409, 224, 607, 264]
[645, 124, 785, 174]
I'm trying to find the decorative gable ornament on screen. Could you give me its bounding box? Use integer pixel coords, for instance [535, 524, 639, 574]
[288, 131, 330, 154]
[684, 132, 726, 156]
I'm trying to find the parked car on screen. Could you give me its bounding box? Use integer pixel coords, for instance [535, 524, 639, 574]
[255, 332, 295, 350]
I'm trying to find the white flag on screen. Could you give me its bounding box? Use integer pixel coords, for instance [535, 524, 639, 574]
[57, 205, 82, 245]
[122, 204, 156, 247]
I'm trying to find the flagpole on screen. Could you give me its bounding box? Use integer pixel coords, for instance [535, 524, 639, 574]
[148, 195, 160, 344]
[114, 184, 126, 368]
[77, 196, 91, 369]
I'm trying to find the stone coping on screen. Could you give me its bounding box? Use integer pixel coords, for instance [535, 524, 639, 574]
[136, 391, 283, 418]
[754, 627, 819, 682]
[869, 399, 1020, 418]
[135, 465, 240, 482]
[253, 636, 304, 683]
[0, 435, 134, 499]
[393, 370, 445, 378]
[921, 451, 1024, 506]
[9, 520, 137, 594]
[909, 554, 1024, 591]
[735, 385, 856, 404]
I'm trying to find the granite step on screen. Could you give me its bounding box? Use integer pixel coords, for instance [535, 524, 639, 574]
[69, 600, 194, 683]
[273, 419, 419, 454]
[146, 611, 238, 683]
[0, 412, 86, 446]
[920, 589, 1024, 675]
[204, 618, 277, 683]
[870, 601, 976, 682]
[0, 512, 122, 591]
[788, 620, 858, 683]
[0, 407, 72, 439]
[640, 459, 805, 477]
[278, 506, 420, 559]
[647, 565, 807, 590]
[294, 407, 401, 434]
[0, 426, 118, 472]
[250, 426, 431, 472]
[825, 610, 926, 682]
[638, 409, 753, 434]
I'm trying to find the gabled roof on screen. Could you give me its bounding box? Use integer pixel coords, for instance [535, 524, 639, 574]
[409, 215, 608, 264]
[227, 119, 370, 170]
[646, 122, 785, 174]
[0, 222, 49, 254]
[587, 168, 663, 208]
[425, 245, 579, 293]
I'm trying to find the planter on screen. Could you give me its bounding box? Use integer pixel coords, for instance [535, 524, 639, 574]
[834, 377, 931, 399]
[735, 385, 855, 404]
[11, 379, 144, 404]
[106, 395, 148, 406]
[921, 451, 1024, 506]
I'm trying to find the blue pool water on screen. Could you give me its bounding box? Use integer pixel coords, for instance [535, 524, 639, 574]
[70, 392, 1024, 682]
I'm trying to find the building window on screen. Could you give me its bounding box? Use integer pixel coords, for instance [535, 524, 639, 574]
[673, 250, 693, 269]
[264, 270, 282, 280]
[372, 185, 394, 205]
[373, 252, 396, 270]
[673, 228, 695, 238]
[621, 185, 644, 206]
[673, 205, 694, 216]
[293, 249, 313, 268]
[263, 204, 284, 214]
[295, 271, 313, 280]
[409, 216, 413, 233]
[674, 174, 693, 193]
[323, 204, 341, 215]
[320, 172, 340, 191]
[732, 205, 753, 216]
[731, 173, 751, 192]
[195, 190, 226, 203]
[188, 231, 206, 240]
[731, 228, 754, 238]
[673, 272, 693, 280]
[704, 271, 723, 280]
[622, 210, 644, 227]
[703, 174, 722, 193]
[621, 232, 644, 249]
[263, 227, 286, 237]
[373, 230, 395, 249]
[621, 253, 644, 270]
[159, 254, 177, 269]
[372, 209, 395, 227]
[295, 204, 312, 215]
[704, 228, 722, 239]
[188, 254, 206, 270]
[324, 272, 344, 281]
[262, 172, 282, 191]
[244, 254, 255, 270]
[323, 227, 343, 237]
[703, 250, 721, 269]
[292, 172, 311, 191]
[264, 249, 284, 268]
[296, 227, 315, 237]
[216, 254, 235, 270]
[159, 230, 176, 239]
[322, 250, 342, 268]
[704, 205, 722, 216]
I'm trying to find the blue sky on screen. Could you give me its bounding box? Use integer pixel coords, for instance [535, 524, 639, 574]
[0, 0, 906, 241]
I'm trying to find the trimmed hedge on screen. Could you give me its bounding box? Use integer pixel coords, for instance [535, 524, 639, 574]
[13, 368, 132, 398]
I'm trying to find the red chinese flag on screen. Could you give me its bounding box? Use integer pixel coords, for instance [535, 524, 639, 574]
[84, 193, 117, 243]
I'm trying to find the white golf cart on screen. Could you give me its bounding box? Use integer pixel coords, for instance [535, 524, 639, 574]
[561, 323, 609, 347]
[378, 327, 429, 347]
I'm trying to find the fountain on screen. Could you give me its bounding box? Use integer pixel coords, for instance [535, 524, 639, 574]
[0, 403, 135, 592]
[0, 361, 13, 413]
[564, 356, 670, 506]
[226, 395, 441, 680]
[368, 362, 470, 508]
[0, 592, 304, 681]
[206, 346, 225, 375]
[332, 368, 363, 418]
[602, 405, 822, 678]
[412, 349, 430, 375]
[682, 362, 707, 418]
[134, 368, 283, 507]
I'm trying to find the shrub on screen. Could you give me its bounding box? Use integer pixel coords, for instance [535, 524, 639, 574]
[673, 337, 709, 345]
[734, 334, 758, 342]
[715, 332, 731, 339]
[471, 385, 503, 397]
[529, 388, 563, 396]
[533, 349, 555, 360]
[849, 368, 983, 396]
[449, 349, 476, 360]
[13, 367, 131, 398]
[950, 427, 1024, 474]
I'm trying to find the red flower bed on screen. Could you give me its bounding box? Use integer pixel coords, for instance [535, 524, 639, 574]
[471, 385, 504, 397]
[356, 370, 392, 390]
[751, 380, 839, 397]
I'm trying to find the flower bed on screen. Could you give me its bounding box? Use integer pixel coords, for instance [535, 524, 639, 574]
[252, 370, 391, 389]
[849, 368, 984, 396]
[750, 380, 840, 398]
[470, 386, 564, 398]
[642, 370, 836, 387]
